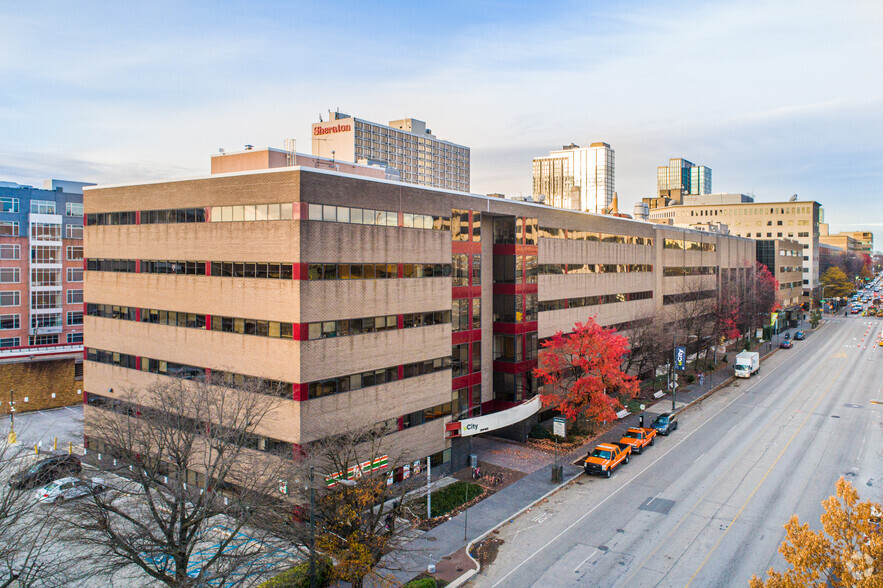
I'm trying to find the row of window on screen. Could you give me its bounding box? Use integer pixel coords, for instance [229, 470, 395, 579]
[0, 199, 81, 216]
[538, 263, 653, 275]
[308, 310, 449, 340]
[452, 341, 481, 378]
[307, 263, 451, 280]
[210, 262, 295, 279]
[85, 393, 294, 457]
[86, 348, 293, 398]
[452, 299, 480, 332]
[538, 227, 654, 245]
[86, 211, 137, 226]
[86, 259, 297, 280]
[662, 290, 718, 305]
[538, 290, 654, 312]
[308, 203, 448, 231]
[86, 303, 295, 339]
[663, 238, 716, 251]
[142, 208, 206, 224]
[662, 266, 718, 277]
[211, 203, 293, 223]
[307, 356, 452, 399]
[452, 254, 481, 286]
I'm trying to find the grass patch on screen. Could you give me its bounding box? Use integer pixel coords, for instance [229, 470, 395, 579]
[412, 481, 483, 519]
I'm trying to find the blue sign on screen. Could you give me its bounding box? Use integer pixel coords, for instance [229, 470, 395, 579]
[674, 346, 687, 371]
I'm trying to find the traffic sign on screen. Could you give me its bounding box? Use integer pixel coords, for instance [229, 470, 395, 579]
[553, 417, 566, 438]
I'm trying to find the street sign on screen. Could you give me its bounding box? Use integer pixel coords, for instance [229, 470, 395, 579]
[674, 346, 687, 371]
[553, 417, 566, 438]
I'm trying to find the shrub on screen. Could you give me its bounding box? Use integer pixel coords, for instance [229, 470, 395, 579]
[412, 482, 483, 518]
[403, 579, 441, 588]
[529, 424, 553, 440]
[685, 374, 696, 383]
[259, 557, 332, 588]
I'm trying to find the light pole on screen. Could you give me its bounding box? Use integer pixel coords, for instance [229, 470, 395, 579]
[7, 389, 16, 445]
[308, 466, 356, 588]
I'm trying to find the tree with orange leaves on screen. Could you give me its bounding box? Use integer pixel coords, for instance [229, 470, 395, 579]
[533, 318, 639, 422]
[750, 478, 883, 588]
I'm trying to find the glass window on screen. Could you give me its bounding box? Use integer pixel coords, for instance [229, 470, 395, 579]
[66, 202, 84, 217]
[0, 245, 19, 260]
[0, 198, 18, 213]
[267, 204, 281, 220]
[0, 221, 18, 236]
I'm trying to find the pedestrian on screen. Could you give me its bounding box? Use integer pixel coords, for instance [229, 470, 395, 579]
[699, 374, 705, 387]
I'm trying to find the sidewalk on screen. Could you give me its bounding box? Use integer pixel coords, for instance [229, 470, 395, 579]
[379, 322, 815, 586]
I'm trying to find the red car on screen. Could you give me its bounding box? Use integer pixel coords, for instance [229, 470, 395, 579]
[780, 339, 793, 349]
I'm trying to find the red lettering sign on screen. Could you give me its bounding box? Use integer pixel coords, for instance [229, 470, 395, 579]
[313, 124, 352, 136]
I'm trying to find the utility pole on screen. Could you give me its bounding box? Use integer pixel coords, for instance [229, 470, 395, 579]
[670, 335, 677, 411]
[7, 389, 15, 445]
[309, 465, 316, 588]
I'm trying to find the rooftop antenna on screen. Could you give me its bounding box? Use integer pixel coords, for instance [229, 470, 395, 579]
[284, 138, 297, 167]
[218, 148, 225, 154]
[319, 114, 323, 122]
[789, 194, 798, 201]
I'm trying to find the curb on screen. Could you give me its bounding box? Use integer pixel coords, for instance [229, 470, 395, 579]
[442, 339, 799, 587]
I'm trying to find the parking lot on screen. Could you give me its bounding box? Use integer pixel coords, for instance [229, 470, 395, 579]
[0, 404, 83, 451]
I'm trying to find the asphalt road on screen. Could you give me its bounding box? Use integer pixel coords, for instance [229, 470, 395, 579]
[475, 316, 883, 588]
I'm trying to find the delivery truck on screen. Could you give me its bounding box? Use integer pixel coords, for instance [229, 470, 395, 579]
[734, 351, 760, 378]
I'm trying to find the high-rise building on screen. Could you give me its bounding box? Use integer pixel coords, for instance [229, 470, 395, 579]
[83, 162, 752, 483]
[755, 239, 804, 311]
[531, 142, 615, 214]
[311, 111, 470, 192]
[656, 158, 712, 203]
[0, 180, 92, 353]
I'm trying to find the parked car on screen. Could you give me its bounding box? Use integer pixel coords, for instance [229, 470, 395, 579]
[35, 477, 106, 505]
[780, 339, 793, 349]
[794, 331, 805, 340]
[8, 455, 82, 490]
[584, 443, 630, 478]
[619, 427, 656, 454]
[651, 412, 679, 435]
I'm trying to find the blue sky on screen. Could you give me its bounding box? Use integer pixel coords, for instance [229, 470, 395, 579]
[2, 1, 881, 246]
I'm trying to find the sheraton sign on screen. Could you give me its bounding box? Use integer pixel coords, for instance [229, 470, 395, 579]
[313, 124, 352, 136]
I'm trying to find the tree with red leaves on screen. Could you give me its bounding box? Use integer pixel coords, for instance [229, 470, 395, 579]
[533, 319, 640, 422]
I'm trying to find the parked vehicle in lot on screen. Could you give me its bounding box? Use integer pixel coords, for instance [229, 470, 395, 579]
[651, 413, 679, 435]
[734, 351, 760, 378]
[584, 443, 630, 478]
[35, 477, 105, 504]
[8, 455, 82, 490]
[618, 427, 656, 454]
[794, 331, 805, 340]
[780, 339, 793, 349]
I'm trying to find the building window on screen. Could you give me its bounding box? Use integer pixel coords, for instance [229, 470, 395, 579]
[0, 197, 19, 213]
[31, 291, 61, 309]
[31, 314, 62, 329]
[67, 267, 83, 282]
[141, 208, 207, 224]
[86, 211, 137, 226]
[0, 221, 19, 237]
[0, 337, 20, 348]
[0, 269, 20, 283]
[67, 333, 83, 344]
[67, 311, 83, 325]
[0, 315, 20, 330]
[30, 200, 56, 214]
[0, 244, 19, 260]
[29, 335, 58, 345]
[65, 224, 83, 239]
[67, 289, 83, 304]
[209, 203, 291, 223]
[0, 292, 20, 307]
[66, 202, 84, 217]
[67, 246, 84, 261]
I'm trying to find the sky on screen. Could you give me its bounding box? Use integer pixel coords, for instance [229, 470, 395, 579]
[1, 0, 881, 247]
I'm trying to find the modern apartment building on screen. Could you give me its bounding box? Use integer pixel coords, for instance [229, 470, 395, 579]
[648, 194, 822, 301]
[532, 142, 615, 214]
[310, 111, 470, 192]
[0, 180, 92, 352]
[83, 165, 753, 481]
[655, 158, 712, 203]
[756, 239, 804, 312]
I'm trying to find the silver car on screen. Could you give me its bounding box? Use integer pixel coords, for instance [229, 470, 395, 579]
[35, 477, 105, 504]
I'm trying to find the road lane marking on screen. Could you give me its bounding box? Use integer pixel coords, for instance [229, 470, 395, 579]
[683, 361, 846, 588]
[488, 347, 805, 588]
[574, 549, 598, 572]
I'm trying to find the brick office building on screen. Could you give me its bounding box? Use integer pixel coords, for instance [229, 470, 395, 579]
[83, 165, 754, 480]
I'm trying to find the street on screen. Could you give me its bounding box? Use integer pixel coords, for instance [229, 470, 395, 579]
[475, 316, 883, 587]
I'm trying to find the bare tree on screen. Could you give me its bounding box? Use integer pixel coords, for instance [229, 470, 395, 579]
[64, 378, 296, 587]
[0, 434, 70, 587]
[622, 313, 669, 381]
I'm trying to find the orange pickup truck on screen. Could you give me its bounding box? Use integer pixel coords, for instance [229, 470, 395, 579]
[584, 443, 631, 478]
[619, 427, 656, 454]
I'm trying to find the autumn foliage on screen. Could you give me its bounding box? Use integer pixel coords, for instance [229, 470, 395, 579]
[533, 318, 639, 422]
[750, 478, 883, 588]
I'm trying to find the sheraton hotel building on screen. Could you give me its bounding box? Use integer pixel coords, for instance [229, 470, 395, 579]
[83, 161, 754, 480]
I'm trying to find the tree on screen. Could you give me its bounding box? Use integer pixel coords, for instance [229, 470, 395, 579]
[534, 318, 639, 422]
[621, 313, 669, 381]
[298, 423, 418, 588]
[749, 478, 882, 587]
[67, 378, 293, 587]
[0, 435, 70, 586]
[821, 267, 854, 298]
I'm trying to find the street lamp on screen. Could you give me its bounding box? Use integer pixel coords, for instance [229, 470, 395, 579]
[7, 389, 16, 445]
[308, 466, 356, 588]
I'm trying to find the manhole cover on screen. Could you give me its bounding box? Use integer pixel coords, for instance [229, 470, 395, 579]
[638, 497, 675, 514]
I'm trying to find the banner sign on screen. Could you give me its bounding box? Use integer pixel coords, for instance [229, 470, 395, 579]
[325, 455, 389, 487]
[674, 346, 687, 371]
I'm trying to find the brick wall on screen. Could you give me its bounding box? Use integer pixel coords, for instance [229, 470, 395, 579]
[0, 358, 83, 413]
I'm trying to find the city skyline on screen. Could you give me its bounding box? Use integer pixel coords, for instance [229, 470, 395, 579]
[1, 0, 881, 246]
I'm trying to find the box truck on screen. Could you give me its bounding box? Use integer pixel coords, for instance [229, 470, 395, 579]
[734, 351, 760, 378]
